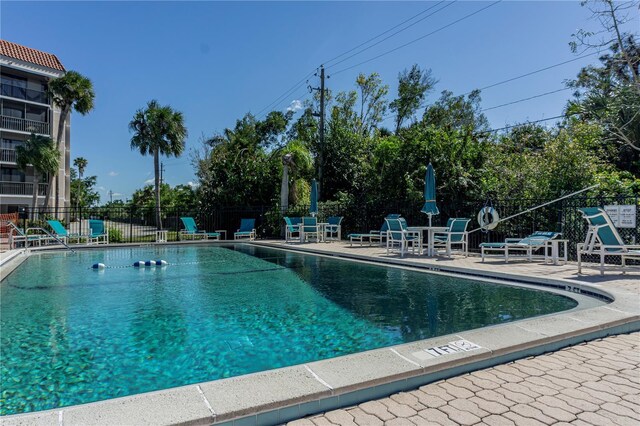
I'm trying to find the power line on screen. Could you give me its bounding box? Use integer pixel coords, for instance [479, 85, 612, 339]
[331, 1, 503, 76]
[254, 70, 316, 119]
[325, 1, 454, 69]
[322, 2, 449, 67]
[481, 87, 571, 112]
[256, 3, 453, 120]
[380, 52, 600, 122]
[479, 113, 575, 135]
[463, 52, 599, 96]
[253, 2, 467, 120]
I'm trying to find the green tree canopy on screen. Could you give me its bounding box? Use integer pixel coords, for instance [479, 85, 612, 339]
[15, 134, 60, 211]
[129, 100, 188, 229]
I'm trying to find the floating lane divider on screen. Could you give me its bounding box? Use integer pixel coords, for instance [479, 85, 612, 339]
[90, 260, 169, 270]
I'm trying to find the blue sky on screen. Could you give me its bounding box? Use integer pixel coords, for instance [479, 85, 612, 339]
[2, 1, 638, 201]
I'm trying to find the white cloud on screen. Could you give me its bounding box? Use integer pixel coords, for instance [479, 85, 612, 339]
[97, 186, 106, 191]
[108, 171, 118, 177]
[286, 99, 303, 112]
[144, 179, 154, 185]
[112, 192, 123, 197]
[187, 181, 199, 188]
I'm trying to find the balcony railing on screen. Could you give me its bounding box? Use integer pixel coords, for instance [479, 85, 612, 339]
[1, 83, 48, 104]
[0, 148, 17, 163]
[0, 181, 48, 196]
[0, 116, 49, 135]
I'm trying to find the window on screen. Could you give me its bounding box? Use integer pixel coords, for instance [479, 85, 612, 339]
[26, 105, 47, 122]
[1, 101, 25, 119]
[0, 167, 26, 182]
[1, 74, 27, 100]
[1, 138, 24, 148]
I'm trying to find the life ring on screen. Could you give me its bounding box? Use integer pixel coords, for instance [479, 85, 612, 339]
[478, 207, 500, 230]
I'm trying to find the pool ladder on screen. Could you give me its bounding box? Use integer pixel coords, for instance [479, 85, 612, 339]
[6, 222, 75, 253]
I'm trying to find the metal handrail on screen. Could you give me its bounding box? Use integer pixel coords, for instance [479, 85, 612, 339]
[6, 221, 74, 252]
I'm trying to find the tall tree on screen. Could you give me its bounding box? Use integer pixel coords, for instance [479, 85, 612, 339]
[129, 100, 188, 229]
[73, 157, 88, 179]
[567, 0, 640, 171]
[355, 73, 389, 137]
[390, 65, 437, 133]
[277, 140, 313, 210]
[15, 134, 60, 213]
[423, 90, 489, 135]
[47, 71, 95, 211]
[73, 157, 88, 209]
[70, 169, 100, 208]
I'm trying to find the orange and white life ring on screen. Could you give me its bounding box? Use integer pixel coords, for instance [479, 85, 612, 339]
[478, 207, 500, 230]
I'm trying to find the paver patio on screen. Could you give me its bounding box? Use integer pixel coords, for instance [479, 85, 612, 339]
[288, 332, 639, 425]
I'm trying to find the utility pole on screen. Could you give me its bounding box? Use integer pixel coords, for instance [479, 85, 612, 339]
[310, 65, 326, 200]
[109, 190, 113, 203]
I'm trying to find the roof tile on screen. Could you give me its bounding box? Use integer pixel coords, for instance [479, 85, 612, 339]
[0, 39, 65, 71]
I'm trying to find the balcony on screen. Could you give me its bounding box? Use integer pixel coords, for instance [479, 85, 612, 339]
[1, 83, 48, 104]
[1, 116, 50, 135]
[0, 181, 48, 196]
[0, 148, 17, 163]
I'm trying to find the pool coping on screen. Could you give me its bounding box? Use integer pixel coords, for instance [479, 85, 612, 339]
[1, 242, 639, 426]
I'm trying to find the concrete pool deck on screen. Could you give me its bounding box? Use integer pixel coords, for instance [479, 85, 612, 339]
[1, 241, 639, 425]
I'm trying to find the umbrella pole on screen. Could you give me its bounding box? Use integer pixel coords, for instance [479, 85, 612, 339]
[428, 214, 432, 227]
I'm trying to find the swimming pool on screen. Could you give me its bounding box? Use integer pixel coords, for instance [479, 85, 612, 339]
[0, 244, 578, 415]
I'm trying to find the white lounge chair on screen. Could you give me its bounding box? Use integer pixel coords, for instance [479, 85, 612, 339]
[480, 231, 561, 262]
[577, 207, 640, 275]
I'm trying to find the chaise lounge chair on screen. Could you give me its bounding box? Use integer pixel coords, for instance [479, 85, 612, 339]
[180, 217, 220, 240]
[8, 224, 53, 249]
[577, 207, 640, 275]
[234, 218, 256, 240]
[480, 231, 561, 262]
[348, 214, 401, 247]
[47, 220, 85, 244]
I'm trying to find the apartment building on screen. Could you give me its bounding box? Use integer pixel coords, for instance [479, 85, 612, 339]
[0, 39, 69, 214]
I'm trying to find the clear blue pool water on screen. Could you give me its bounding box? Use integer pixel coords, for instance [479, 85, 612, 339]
[0, 244, 577, 415]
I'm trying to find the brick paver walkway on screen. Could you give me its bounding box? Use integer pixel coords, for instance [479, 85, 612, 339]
[288, 332, 640, 426]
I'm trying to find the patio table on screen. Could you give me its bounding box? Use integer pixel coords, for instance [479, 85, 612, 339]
[407, 226, 449, 256]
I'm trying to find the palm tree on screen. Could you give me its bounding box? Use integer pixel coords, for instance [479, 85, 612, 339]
[73, 157, 88, 206]
[73, 157, 88, 179]
[15, 134, 60, 214]
[47, 71, 95, 211]
[278, 140, 312, 211]
[129, 100, 187, 230]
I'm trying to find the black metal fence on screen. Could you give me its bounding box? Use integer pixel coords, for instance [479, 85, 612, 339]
[21, 195, 639, 261]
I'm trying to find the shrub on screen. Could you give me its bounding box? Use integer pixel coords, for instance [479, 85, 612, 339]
[108, 227, 124, 243]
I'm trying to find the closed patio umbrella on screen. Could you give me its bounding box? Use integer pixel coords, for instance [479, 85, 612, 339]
[421, 163, 439, 226]
[310, 179, 318, 217]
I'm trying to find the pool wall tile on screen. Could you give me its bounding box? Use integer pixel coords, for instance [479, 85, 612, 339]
[317, 395, 340, 412]
[277, 405, 301, 423]
[256, 409, 280, 425]
[297, 400, 320, 417]
[232, 414, 257, 426]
